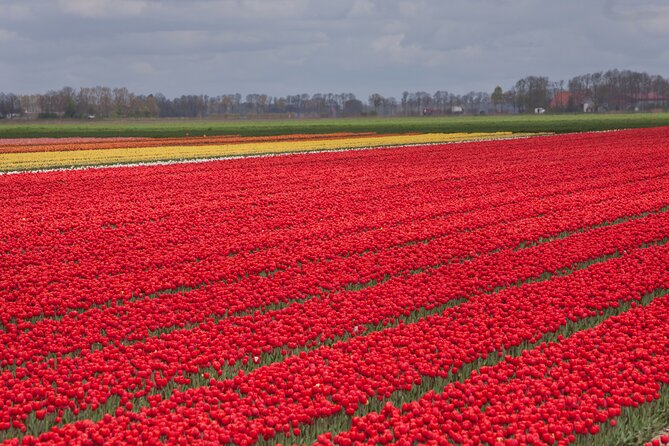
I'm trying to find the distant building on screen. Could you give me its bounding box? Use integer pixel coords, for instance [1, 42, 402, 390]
[582, 98, 595, 113]
[550, 91, 593, 112]
[550, 91, 572, 110]
[551, 90, 667, 112]
[534, 107, 546, 114]
[627, 92, 668, 111]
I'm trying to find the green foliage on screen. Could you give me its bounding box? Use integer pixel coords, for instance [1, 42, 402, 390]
[0, 113, 668, 139]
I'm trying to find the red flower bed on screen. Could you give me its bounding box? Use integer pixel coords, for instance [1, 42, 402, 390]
[1, 127, 669, 445]
[334, 291, 669, 445]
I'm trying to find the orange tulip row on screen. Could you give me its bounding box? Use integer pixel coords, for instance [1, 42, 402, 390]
[0, 133, 379, 154]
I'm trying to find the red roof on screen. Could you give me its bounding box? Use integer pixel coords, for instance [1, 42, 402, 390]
[550, 91, 587, 109]
[628, 92, 668, 101]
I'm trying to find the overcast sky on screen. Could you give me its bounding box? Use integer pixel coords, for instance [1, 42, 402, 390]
[0, 0, 667, 98]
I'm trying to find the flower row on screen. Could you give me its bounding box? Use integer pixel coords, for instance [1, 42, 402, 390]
[15, 235, 669, 445]
[333, 290, 669, 445]
[4, 175, 667, 369]
[2, 127, 669, 444]
[0, 132, 519, 171]
[3, 209, 668, 442]
[0, 133, 379, 153]
[2, 130, 665, 324]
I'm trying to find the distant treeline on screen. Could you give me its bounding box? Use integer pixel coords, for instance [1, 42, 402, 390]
[1, 69, 668, 120]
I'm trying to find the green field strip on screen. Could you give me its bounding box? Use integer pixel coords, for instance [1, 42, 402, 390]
[0, 113, 668, 139]
[5, 236, 667, 443]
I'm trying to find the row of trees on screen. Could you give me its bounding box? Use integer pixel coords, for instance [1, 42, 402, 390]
[153, 93, 364, 118]
[8, 87, 160, 119]
[501, 70, 669, 113]
[1, 69, 668, 119]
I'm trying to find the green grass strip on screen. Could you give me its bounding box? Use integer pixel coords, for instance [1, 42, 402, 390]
[0, 113, 668, 138]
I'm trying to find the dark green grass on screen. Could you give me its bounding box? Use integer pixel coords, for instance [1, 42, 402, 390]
[1, 113, 668, 138]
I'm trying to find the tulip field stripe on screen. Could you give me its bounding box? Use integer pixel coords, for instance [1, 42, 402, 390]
[1, 127, 669, 445]
[5, 189, 666, 375]
[24, 239, 668, 444]
[0, 138, 588, 322]
[330, 290, 669, 446]
[0, 132, 527, 171]
[0, 133, 381, 153]
[8, 237, 668, 444]
[2, 130, 666, 326]
[4, 154, 669, 329]
[0, 240, 649, 443]
[9, 200, 668, 372]
[78, 204, 669, 348]
[3, 196, 669, 411]
[6, 176, 663, 344]
[2, 211, 666, 440]
[3, 136, 664, 344]
[1, 132, 636, 306]
[0, 145, 664, 270]
[2, 195, 664, 436]
[5, 166, 668, 392]
[279, 289, 669, 446]
[2, 209, 660, 415]
[3, 159, 668, 372]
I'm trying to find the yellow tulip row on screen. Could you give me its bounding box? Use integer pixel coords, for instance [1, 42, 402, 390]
[1, 132, 532, 172]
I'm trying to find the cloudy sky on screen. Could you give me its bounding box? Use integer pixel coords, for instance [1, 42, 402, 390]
[0, 0, 667, 98]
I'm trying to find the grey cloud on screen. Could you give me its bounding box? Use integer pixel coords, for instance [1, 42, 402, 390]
[0, 0, 667, 98]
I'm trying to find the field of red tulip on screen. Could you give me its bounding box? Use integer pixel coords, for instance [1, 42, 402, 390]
[1, 127, 669, 445]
